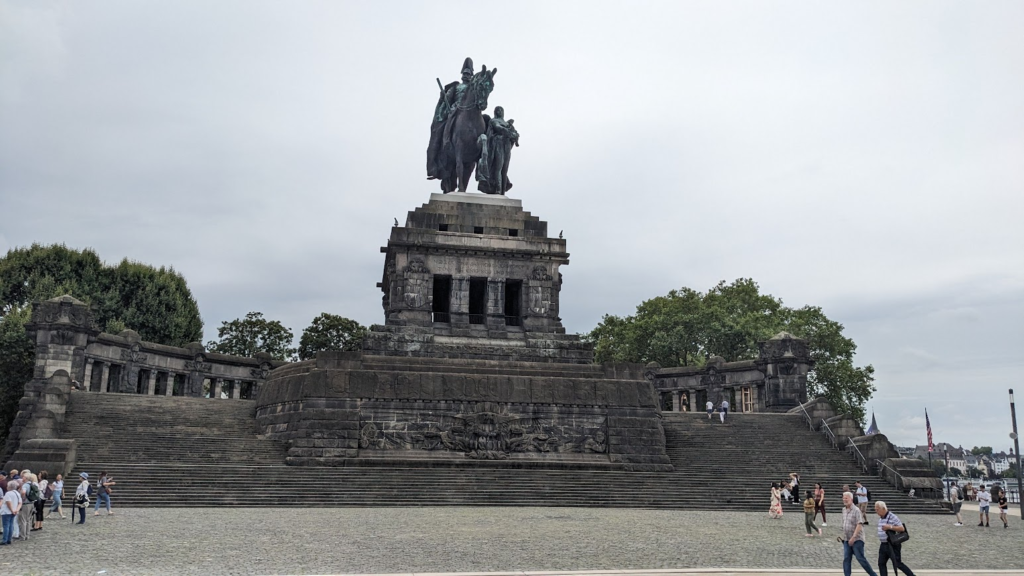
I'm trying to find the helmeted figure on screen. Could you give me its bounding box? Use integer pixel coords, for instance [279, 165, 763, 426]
[425, 57, 497, 193]
[476, 106, 519, 195]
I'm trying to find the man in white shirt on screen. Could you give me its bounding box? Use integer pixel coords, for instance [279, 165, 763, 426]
[706, 400, 714, 420]
[719, 399, 729, 423]
[977, 485, 991, 527]
[855, 481, 869, 523]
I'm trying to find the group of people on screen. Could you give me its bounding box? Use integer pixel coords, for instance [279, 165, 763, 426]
[1, 469, 115, 545]
[949, 482, 1010, 529]
[705, 400, 730, 423]
[769, 478, 914, 576]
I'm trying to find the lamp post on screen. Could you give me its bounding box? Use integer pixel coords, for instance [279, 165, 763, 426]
[1010, 389, 1023, 519]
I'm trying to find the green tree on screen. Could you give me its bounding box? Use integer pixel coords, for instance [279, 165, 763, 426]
[0, 243, 204, 446]
[967, 467, 982, 479]
[971, 446, 993, 456]
[297, 313, 368, 360]
[207, 312, 296, 361]
[948, 467, 963, 477]
[583, 278, 876, 422]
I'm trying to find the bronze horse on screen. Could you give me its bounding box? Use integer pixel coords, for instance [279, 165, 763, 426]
[440, 67, 496, 193]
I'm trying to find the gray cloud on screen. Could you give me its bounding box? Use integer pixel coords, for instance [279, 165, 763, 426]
[2, 0, 1022, 449]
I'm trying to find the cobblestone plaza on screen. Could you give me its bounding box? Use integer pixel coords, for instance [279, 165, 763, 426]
[2, 507, 1021, 575]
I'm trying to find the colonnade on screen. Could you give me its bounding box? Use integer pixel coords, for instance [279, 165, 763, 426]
[82, 358, 259, 399]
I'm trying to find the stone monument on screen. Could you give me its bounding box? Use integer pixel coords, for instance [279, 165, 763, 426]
[255, 59, 673, 471]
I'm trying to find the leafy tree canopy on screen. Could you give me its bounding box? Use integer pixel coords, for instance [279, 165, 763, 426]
[583, 278, 876, 422]
[0, 243, 203, 346]
[298, 313, 368, 361]
[206, 311, 296, 362]
[970, 446, 994, 456]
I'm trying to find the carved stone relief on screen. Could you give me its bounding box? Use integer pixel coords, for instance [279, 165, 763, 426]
[359, 403, 606, 460]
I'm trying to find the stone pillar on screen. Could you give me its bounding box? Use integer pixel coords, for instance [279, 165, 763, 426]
[688, 390, 696, 412]
[99, 363, 110, 393]
[671, 391, 681, 412]
[165, 373, 174, 396]
[211, 377, 221, 399]
[229, 380, 239, 400]
[83, 359, 94, 392]
[147, 371, 157, 395]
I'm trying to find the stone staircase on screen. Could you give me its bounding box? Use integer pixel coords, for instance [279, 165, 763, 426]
[59, 393, 946, 512]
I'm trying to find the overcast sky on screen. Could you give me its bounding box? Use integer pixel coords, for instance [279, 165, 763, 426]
[2, 1, 1022, 452]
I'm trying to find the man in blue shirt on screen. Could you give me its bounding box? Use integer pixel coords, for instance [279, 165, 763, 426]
[874, 501, 914, 576]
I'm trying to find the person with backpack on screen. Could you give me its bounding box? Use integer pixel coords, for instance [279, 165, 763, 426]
[94, 471, 115, 516]
[949, 483, 964, 526]
[74, 472, 91, 524]
[855, 481, 870, 524]
[18, 472, 38, 541]
[32, 470, 48, 531]
[874, 501, 914, 576]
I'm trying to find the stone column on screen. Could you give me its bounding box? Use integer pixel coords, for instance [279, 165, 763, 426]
[688, 390, 696, 412]
[229, 380, 239, 400]
[99, 363, 110, 393]
[211, 377, 221, 399]
[671, 391, 681, 412]
[147, 371, 157, 395]
[165, 373, 174, 396]
[83, 359, 94, 392]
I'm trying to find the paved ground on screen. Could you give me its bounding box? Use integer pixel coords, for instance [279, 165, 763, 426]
[0, 507, 1021, 575]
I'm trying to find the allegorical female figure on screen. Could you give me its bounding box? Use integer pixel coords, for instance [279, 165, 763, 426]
[476, 106, 519, 194]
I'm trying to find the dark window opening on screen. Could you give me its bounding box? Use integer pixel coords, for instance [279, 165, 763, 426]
[474, 226, 484, 234]
[504, 280, 522, 326]
[432, 275, 452, 323]
[438, 223, 448, 231]
[508, 229, 518, 237]
[154, 373, 168, 396]
[108, 364, 123, 393]
[172, 374, 184, 396]
[468, 277, 487, 324]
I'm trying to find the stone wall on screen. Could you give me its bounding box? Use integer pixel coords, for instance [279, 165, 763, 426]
[255, 352, 673, 471]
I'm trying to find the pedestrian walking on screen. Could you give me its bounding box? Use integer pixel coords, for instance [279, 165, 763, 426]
[977, 485, 991, 527]
[804, 490, 821, 536]
[855, 481, 869, 524]
[769, 482, 784, 519]
[814, 482, 828, 527]
[74, 472, 90, 525]
[874, 501, 914, 576]
[18, 471, 37, 540]
[706, 400, 714, 420]
[719, 399, 729, 423]
[949, 483, 964, 526]
[841, 492, 878, 576]
[0, 480, 21, 546]
[48, 474, 65, 519]
[93, 471, 115, 515]
[997, 492, 1009, 529]
[789, 473, 800, 505]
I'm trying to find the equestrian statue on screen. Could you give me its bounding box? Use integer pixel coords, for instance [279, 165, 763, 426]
[427, 57, 518, 195]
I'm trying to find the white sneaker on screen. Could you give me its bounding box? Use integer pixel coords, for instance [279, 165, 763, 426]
[954, 522, 963, 526]
[821, 523, 827, 527]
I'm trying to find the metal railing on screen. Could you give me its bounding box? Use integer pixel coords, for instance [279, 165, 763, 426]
[876, 459, 908, 491]
[847, 438, 869, 473]
[821, 419, 839, 450]
[797, 401, 815, 431]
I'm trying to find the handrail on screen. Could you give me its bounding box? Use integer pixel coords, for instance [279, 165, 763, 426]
[797, 401, 814, 431]
[846, 438, 869, 473]
[820, 419, 839, 450]
[875, 458, 907, 491]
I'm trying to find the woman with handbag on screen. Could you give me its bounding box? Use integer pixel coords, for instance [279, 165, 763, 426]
[873, 501, 914, 576]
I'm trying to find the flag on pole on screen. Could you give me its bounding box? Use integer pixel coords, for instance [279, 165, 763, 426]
[926, 408, 934, 452]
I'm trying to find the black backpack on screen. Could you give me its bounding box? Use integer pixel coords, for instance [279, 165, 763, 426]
[865, 487, 871, 501]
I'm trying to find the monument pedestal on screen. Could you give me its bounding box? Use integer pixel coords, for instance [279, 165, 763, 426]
[255, 193, 672, 471]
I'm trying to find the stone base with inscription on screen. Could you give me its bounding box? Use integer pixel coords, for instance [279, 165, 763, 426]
[255, 351, 673, 472]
